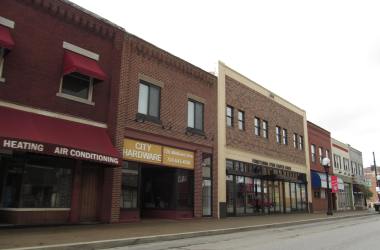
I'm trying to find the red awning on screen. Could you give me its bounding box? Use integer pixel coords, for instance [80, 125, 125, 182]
[0, 106, 120, 166]
[63, 51, 107, 81]
[0, 25, 15, 50]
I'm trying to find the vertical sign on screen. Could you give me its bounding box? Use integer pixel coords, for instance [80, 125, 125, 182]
[331, 175, 338, 193]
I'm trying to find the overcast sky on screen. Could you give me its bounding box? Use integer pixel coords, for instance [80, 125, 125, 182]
[71, 0, 380, 167]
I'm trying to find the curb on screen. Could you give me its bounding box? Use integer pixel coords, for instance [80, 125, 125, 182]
[4, 213, 377, 250]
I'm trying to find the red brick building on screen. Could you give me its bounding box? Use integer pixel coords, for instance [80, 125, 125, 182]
[0, 0, 124, 224]
[307, 121, 334, 212]
[115, 34, 218, 221]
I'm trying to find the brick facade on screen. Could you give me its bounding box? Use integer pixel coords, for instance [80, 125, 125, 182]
[0, 0, 124, 224]
[307, 121, 332, 212]
[115, 34, 218, 219]
[225, 76, 306, 165]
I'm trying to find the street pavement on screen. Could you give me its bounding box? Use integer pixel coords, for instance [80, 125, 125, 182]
[111, 215, 380, 250]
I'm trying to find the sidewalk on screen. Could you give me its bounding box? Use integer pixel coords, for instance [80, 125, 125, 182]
[0, 210, 377, 250]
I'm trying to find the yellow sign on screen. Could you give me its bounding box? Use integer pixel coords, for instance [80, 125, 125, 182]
[123, 139, 162, 164]
[163, 146, 194, 169]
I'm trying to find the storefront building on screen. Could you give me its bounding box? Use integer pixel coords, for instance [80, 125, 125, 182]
[217, 62, 311, 217]
[307, 121, 336, 212]
[115, 34, 218, 221]
[332, 138, 354, 210]
[348, 146, 365, 209]
[0, 0, 124, 224]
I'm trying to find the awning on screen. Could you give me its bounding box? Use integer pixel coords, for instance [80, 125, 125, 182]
[0, 106, 120, 166]
[0, 25, 15, 50]
[63, 51, 107, 81]
[311, 171, 344, 191]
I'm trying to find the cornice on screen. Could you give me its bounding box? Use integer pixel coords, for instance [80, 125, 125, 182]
[16, 0, 122, 40]
[128, 35, 216, 86]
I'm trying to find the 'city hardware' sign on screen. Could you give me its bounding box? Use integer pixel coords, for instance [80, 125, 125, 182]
[1, 138, 119, 165]
[123, 138, 194, 169]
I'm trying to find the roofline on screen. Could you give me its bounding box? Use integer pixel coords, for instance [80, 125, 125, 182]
[307, 121, 331, 135]
[219, 61, 306, 115]
[60, 0, 125, 31]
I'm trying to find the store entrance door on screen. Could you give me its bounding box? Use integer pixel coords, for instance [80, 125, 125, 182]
[80, 166, 102, 222]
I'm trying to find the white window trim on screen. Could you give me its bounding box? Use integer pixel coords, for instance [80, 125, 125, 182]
[56, 77, 95, 105]
[0, 16, 15, 29]
[62, 41, 99, 61]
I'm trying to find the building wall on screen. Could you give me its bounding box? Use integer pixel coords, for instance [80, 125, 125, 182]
[307, 121, 332, 212]
[217, 62, 311, 216]
[115, 34, 218, 219]
[0, 0, 124, 224]
[0, 0, 124, 124]
[348, 146, 364, 184]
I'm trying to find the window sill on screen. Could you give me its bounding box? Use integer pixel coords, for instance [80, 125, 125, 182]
[56, 92, 95, 106]
[0, 77, 5, 83]
[135, 113, 162, 125]
[186, 127, 205, 136]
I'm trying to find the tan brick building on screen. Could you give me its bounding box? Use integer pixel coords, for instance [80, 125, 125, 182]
[217, 62, 310, 217]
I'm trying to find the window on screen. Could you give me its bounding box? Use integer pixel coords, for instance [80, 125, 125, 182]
[226, 106, 233, 127]
[187, 99, 204, 132]
[121, 161, 139, 209]
[311, 144, 316, 163]
[318, 147, 323, 163]
[298, 135, 304, 150]
[293, 133, 298, 149]
[333, 154, 338, 168]
[60, 72, 93, 101]
[202, 154, 212, 216]
[282, 128, 288, 145]
[1, 154, 73, 208]
[343, 158, 349, 172]
[276, 126, 281, 144]
[262, 120, 268, 138]
[254, 117, 261, 136]
[0, 48, 5, 81]
[238, 110, 245, 130]
[138, 80, 161, 120]
[325, 149, 330, 159]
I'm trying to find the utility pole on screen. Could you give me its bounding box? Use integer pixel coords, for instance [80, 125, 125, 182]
[374, 152, 379, 202]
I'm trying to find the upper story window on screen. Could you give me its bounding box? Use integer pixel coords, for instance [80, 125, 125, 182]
[343, 158, 349, 171]
[325, 149, 330, 159]
[238, 110, 245, 130]
[282, 128, 288, 145]
[61, 72, 93, 101]
[333, 154, 338, 169]
[138, 80, 161, 121]
[298, 135, 304, 150]
[311, 144, 316, 163]
[318, 147, 323, 163]
[276, 126, 281, 144]
[254, 117, 261, 136]
[338, 156, 342, 170]
[187, 99, 204, 132]
[226, 106, 233, 127]
[58, 44, 107, 105]
[262, 120, 268, 139]
[293, 133, 298, 149]
[0, 21, 16, 82]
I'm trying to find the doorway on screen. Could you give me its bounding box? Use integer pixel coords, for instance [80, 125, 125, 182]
[79, 165, 102, 222]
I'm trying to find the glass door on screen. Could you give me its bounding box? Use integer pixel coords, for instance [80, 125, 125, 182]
[236, 176, 245, 215]
[226, 175, 235, 215]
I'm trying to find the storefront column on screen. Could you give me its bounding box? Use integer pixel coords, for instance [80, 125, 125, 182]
[69, 161, 82, 223]
[194, 150, 203, 218]
[100, 167, 114, 223]
[110, 167, 122, 222]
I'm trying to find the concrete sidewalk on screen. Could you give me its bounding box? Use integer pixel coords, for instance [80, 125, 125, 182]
[0, 211, 377, 250]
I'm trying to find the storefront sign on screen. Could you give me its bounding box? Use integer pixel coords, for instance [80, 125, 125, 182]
[1, 138, 119, 165]
[331, 175, 338, 193]
[123, 138, 194, 169]
[163, 146, 194, 169]
[123, 139, 162, 164]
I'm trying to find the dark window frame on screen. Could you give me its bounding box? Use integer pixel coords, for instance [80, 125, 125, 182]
[262, 120, 268, 139]
[276, 126, 281, 144]
[254, 117, 261, 136]
[238, 110, 245, 130]
[187, 99, 205, 133]
[311, 144, 316, 163]
[282, 128, 288, 145]
[137, 80, 161, 123]
[226, 106, 234, 127]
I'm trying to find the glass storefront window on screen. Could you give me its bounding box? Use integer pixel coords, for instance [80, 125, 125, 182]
[300, 184, 307, 210]
[284, 182, 291, 212]
[1, 154, 73, 208]
[290, 182, 297, 211]
[245, 177, 254, 214]
[296, 183, 302, 210]
[121, 161, 139, 209]
[236, 176, 245, 215]
[253, 178, 262, 214]
[202, 154, 212, 216]
[226, 175, 234, 214]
